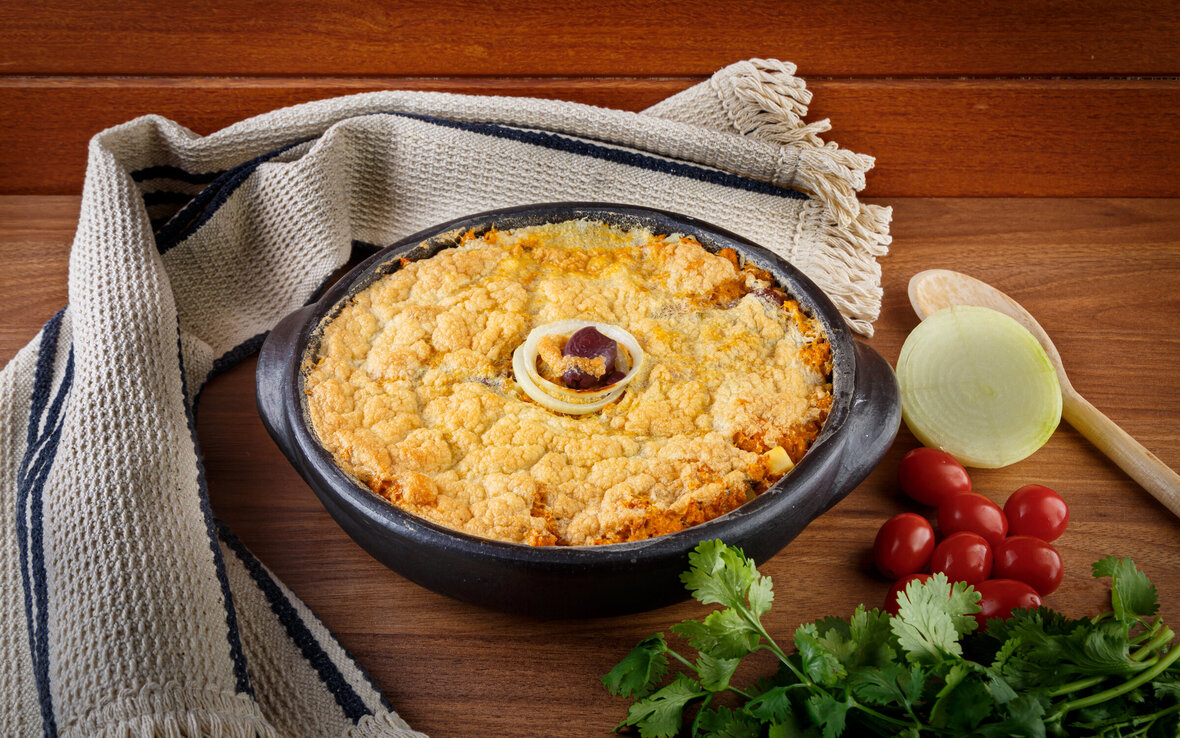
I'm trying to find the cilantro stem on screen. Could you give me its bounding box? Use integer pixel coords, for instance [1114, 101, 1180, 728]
[689, 693, 712, 737]
[1047, 675, 1106, 698]
[1130, 702, 1180, 728]
[1129, 617, 1162, 646]
[1130, 627, 1174, 661]
[848, 698, 929, 732]
[1051, 641, 1180, 719]
[1083, 700, 1180, 731]
[1046, 626, 1173, 698]
[667, 649, 697, 671]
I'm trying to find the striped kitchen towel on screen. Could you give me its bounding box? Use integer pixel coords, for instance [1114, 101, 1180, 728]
[0, 59, 890, 736]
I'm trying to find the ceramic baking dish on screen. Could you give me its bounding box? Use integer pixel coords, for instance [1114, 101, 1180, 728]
[255, 203, 900, 616]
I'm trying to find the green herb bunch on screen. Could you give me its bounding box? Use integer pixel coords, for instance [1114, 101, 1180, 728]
[603, 541, 1180, 737]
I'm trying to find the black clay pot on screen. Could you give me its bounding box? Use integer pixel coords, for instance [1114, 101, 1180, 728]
[256, 203, 900, 617]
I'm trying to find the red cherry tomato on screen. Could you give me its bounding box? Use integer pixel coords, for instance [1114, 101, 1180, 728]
[993, 536, 1064, 596]
[884, 573, 933, 616]
[874, 513, 936, 579]
[897, 447, 972, 506]
[973, 579, 1042, 630]
[929, 531, 993, 585]
[938, 492, 1008, 546]
[1004, 484, 1069, 542]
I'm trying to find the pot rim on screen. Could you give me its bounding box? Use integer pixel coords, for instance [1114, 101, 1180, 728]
[278, 202, 859, 566]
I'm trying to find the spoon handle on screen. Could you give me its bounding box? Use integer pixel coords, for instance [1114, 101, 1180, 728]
[1062, 392, 1180, 518]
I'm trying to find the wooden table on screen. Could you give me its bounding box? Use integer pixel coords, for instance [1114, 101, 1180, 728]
[3, 3, 1179, 736]
[3, 197, 1178, 736]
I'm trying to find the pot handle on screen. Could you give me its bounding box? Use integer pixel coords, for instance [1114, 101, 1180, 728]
[832, 341, 902, 492]
[255, 305, 317, 463]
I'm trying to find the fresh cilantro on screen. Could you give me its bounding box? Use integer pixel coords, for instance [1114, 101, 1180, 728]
[1093, 556, 1160, 624]
[602, 633, 669, 698]
[672, 608, 761, 659]
[617, 673, 705, 737]
[891, 573, 980, 661]
[604, 542, 1180, 737]
[681, 539, 774, 617]
[696, 651, 742, 692]
[794, 623, 844, 686]
[693, 705, 764, 737]
[804, 692, 850, 738]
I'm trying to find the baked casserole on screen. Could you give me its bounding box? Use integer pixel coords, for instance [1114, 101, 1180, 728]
[303, 220, 833, 546]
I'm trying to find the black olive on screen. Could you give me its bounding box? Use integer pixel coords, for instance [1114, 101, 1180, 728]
[561, 327, 619, 389]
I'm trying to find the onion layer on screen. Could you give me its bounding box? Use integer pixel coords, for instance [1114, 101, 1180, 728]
[512, 320, 644, 415]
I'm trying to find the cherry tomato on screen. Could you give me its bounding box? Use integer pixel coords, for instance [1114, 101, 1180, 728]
[1004, 484, 1069, 542]
[884, 573, 932, 616]
[897, 447, 972, 506]
[929, 531, 993, 585]
[993, 535, 1064, 596]
[938, 492, 1008, 546]
[973, 579, 1042, 630]
[874, 513, 936, 579]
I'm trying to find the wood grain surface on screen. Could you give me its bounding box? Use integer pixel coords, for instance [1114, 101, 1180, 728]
[3, 0, 1177, 77]
[3, 77, 1179, 197]
[2, 196, 1179, 737]
[3, 0, 1180, 197]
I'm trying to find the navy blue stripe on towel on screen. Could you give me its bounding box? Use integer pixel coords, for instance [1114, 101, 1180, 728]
[16, 313, 71, 738]
[174, 335, 254, 696]
[217, 522, 373, 723]
[20, 310, 64, 475]
[149, 111, 804, 257]
[153, 140, 310, 255]
[131, 165, 225, 185]
[387, 111, 808, 201]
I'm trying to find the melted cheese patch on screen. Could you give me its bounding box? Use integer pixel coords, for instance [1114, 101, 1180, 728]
[304, 220, 832, 546]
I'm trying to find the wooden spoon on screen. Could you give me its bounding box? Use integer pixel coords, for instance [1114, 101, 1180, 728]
[908, 269, 1180, 519]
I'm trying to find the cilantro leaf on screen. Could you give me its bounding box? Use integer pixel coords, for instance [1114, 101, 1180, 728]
[891, 573, 980, 661]
[805, 692, 850, 738]
[618, 674, 705, 738]
[984, 693, 1047, 737]
[673, 608, 762, 660]
[847, 606, 899, 669]
[603, 633, 669, 698]
[986, 673, 1018, 705]
[744, 685, 795, 724]
[697, 651, 743, 692]
[848, 662, 924, 709]
[930, 663, 994, 730]
[681, 540, 773, 618]
[1092, 556, 1159, 624]
[694, 705, 763, 738]
[794, 623, 845, 686]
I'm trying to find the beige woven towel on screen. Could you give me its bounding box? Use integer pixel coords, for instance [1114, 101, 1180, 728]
[0, 59, 889, 737]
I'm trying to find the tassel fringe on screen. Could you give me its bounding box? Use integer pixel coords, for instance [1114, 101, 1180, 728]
[720, 58, 881, 230]
[797, 199, 893, 337]
[60, 684, 279, 738]
[349, 710, 431, 737]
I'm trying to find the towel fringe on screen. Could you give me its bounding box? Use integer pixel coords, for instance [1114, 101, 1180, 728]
[349, 710, 430, 737]
[73, 712, 277, 738]
[797, 199, 893, 337]
[60, 684, 279, 738]
[721, 58, 878, 229]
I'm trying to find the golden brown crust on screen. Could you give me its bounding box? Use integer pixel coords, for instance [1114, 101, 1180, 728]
[304, 220, 832, 546]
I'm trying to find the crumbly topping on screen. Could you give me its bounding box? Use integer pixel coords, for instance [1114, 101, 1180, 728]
[304, 220, 832, 546]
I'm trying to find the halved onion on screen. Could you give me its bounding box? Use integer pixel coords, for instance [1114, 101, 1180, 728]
[897, 306, 1061, 468]
[511, 320, 645, 415]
